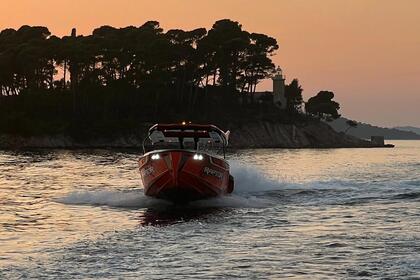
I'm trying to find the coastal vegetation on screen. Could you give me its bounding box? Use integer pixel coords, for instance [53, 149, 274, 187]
[305, 91, 340, 121]
[0, 19, 339, 139]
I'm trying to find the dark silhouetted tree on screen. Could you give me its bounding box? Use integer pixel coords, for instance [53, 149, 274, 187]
[305, 90, 340, 120]
[240, 32, 278, 103]
[285, 79, 303, 113]
[0, 20, 290, 137]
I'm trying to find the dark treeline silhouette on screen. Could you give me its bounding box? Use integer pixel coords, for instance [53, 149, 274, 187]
[285, 79, 304, 113]
[0, 19, 336, 138]
[305, 91, 341, 121]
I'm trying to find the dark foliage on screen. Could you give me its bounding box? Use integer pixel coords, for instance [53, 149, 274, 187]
[285, 79, 303, 113]
[0, 20, 283, 137]
[305, 91, 341, 120]
[0, 20, 324, 138]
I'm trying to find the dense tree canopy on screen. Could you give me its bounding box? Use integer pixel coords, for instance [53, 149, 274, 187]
[0, 20, 285, 136]
[0, 20, 339, 138]
[305, 91, 341, 120]
[285, 79, 303, 113]
[0, 20, 278, 97]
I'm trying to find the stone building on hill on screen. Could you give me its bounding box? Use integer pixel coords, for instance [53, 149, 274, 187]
[253, 66, 286, 109]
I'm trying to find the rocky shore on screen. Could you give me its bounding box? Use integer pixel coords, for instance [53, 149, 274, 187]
[229, 121, 378, 148]
[0, 121, 385, 149]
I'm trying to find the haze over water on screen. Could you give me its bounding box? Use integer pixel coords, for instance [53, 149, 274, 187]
[0, 141, 419, 279]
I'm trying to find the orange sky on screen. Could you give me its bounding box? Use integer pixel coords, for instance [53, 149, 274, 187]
[1, 0, 419, 126]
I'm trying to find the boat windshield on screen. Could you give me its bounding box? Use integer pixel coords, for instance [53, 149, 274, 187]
[142, 124, 229, 157]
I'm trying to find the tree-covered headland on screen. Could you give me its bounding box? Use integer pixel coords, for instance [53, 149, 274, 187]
[0, 19, 340, 139]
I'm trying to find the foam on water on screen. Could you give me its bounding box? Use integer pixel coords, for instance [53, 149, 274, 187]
[229, 161, 289, 193]
[57, 161, 415, 209]
[57, 190, 275, 209]
[57, 190, 170, 208]
[57, 162, 285, 209]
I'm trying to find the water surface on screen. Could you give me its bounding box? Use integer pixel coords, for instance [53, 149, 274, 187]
[1, 141, 419, 279]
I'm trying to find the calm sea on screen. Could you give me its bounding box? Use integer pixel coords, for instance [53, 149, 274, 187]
[1, 141, 419, 279]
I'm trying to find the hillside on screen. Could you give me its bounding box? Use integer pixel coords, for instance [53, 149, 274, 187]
[329, 118, 420, 140]
[394, 126, 420, 135]
[0, 121, 380, 149]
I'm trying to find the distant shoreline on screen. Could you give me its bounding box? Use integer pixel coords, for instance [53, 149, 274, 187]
[0, 121, 392, 150]
[328, 118, 420, 140]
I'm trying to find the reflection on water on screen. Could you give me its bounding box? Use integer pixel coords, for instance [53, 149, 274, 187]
[138, 207, 226, 227]
[0, 141, 420, 279]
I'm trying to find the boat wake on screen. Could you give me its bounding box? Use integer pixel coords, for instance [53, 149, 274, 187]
[57, 161, 285, 209]
[57, 190, 170, 208]
[229, 161, 289, 193]
[56, 160, 420, 215]
[57, 190, 276, 209]
[59, 161, 416, 209]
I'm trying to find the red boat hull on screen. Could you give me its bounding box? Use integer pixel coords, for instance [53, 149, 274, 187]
[139, 150, 233, 202]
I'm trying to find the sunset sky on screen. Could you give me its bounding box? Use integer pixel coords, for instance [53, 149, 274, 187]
[1, 0, 419, 127]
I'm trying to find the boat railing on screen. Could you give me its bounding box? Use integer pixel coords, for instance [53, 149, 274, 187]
[142, 123, 229, 158]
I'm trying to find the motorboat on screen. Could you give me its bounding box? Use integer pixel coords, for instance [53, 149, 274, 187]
[138, 123, 234, 202]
